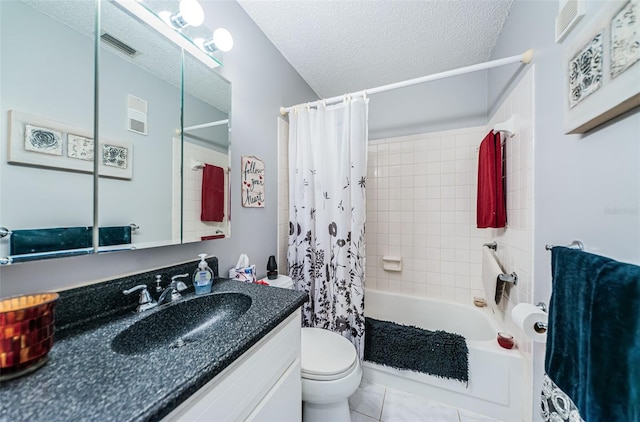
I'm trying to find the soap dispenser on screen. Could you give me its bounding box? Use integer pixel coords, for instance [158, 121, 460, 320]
[193, 254, 213, 295]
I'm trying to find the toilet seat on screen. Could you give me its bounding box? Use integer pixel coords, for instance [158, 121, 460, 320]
[301, 328, 358, 381]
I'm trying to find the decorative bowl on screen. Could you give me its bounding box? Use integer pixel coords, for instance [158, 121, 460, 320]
[0, 292, 59, 381]
[497, 332, 515, 349]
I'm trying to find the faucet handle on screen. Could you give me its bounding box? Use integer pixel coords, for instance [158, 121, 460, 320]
[123, 284, 157, 312]
[172, 273, 190, 292]
[123, 284, 148, 296]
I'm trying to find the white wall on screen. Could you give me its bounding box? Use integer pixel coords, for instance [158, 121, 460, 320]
[0, 0, 318, 297]
[489, 2, 640, 421]
[369, 71, 488, 139]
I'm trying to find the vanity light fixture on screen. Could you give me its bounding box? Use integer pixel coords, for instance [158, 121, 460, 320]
[195, 28, 234, 54]
[113, 0, 220, 69]
[158, 0, 204, 30]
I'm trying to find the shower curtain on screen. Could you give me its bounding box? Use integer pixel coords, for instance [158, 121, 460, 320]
[287, 97, 368, 357]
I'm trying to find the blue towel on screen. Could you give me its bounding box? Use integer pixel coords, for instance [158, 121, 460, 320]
[546, 247, 640, 421]
[10, 226, 131, 257]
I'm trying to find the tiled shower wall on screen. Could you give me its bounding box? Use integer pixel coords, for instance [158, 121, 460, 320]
[365, 67, 534, 316]
[277, 118, 289, 274]
[173, 141, 229, 243]
[487, 68, 535, 354]
[365, 126, 489, 303]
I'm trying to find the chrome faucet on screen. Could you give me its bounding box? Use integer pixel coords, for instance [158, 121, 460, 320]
[157, 273, 190, 306]
[123, 284, 157, 313]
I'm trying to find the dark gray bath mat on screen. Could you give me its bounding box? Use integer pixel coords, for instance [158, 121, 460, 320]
[364, 317, 469, 383]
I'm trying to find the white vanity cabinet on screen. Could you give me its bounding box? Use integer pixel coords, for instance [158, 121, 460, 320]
[164, 311, 302, 422]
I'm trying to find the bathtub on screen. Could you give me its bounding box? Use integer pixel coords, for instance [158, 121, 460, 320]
[363, 289, 524, 421]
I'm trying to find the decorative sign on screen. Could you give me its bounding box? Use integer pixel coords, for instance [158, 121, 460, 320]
[563, 0, 640, 134]
[241, 155, 264, 208]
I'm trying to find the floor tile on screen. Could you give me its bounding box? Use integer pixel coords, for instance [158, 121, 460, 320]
[351, 410, 380, 422]
[381, 388, 459, 422]
[349, 380, 385, 419]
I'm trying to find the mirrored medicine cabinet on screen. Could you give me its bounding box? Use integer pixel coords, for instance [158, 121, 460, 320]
[0, 0, 231, 265]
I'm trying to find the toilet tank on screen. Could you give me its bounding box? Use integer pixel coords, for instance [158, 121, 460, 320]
[259, 274, 294, 290]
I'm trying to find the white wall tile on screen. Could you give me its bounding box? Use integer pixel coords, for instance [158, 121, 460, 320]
[365, 97, 533, 315]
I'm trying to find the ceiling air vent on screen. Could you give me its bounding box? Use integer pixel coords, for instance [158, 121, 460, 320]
[100, 33, 138, 57]
[555, 0, 584, 43]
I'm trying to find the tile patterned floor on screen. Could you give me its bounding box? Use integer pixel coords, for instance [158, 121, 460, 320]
[348, 380, 501, 422]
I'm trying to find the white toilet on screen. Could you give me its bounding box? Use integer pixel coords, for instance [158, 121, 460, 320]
[266, 275, 363, 422]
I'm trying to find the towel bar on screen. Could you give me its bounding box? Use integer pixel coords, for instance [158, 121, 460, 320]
[0, 227, 11, 238]
[545, 240, 584, 251]
[498, 272, 518, 285]
[483, 241, 497, 251]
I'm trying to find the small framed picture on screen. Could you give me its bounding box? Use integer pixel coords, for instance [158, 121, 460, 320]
[8, 110, 133, 180]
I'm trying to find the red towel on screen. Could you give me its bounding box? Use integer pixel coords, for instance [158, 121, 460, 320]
[476, 131, 506, 228]
[201, 164, 225, 222]
[201, 234, 225, 240]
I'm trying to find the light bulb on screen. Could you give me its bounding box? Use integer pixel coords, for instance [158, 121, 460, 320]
[158, 10, 172, 25]
[213, 28, 233, 52]
[179, 0, 204, 27]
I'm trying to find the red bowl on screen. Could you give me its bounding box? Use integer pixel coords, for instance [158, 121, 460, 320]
[0, 293, 59, 380]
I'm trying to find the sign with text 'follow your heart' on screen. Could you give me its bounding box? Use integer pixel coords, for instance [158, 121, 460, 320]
[241, 155, 265, 208]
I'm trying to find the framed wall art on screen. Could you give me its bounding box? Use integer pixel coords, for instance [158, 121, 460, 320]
[8, 110, 133, 180]
[563, 0, 640, 134]
[241, 155, 264, 208]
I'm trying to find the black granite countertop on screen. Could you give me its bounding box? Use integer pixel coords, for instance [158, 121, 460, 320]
[0, 269, 306, 421]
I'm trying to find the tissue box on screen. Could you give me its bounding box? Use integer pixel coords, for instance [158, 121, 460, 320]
[229, 265, 256, 283]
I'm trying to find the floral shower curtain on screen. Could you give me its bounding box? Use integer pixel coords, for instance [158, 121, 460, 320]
[287, 97, 368, 357]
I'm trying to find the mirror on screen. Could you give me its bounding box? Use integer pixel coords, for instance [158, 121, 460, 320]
[98, 0, 184, 250]
[0, 0, 231, 263]
[179, 49, 231, 243]
[0, 0, 96, 262]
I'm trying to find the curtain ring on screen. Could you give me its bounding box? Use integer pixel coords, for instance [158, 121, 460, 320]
[306, 102, 311, 111]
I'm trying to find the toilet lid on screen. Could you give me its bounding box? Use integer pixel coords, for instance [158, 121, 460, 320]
[301, 328, 357, 380]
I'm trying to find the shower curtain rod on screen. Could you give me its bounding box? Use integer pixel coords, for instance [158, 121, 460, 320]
[280, 49, 533, 115]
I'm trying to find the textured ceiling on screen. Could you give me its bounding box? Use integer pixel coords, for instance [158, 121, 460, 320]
[238, 0, 513, 98]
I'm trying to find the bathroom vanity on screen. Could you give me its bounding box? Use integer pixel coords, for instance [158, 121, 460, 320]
[0, 259, 307, 421]
[165, 312, 301, 421]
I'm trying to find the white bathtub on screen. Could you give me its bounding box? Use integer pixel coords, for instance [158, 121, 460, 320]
[363, 289, 524, 421]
